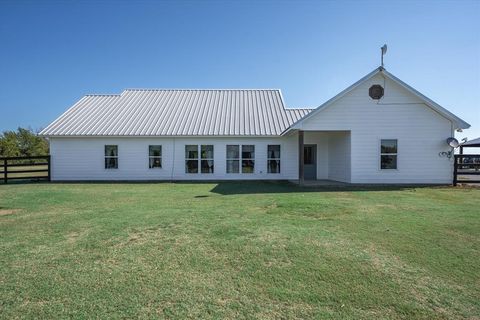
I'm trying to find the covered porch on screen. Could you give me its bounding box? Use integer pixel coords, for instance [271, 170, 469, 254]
[296, 130, 351, 184]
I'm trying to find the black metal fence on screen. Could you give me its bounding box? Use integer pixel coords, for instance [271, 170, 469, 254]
[453, 154, 480, 186]
[1, 155, 50, 184]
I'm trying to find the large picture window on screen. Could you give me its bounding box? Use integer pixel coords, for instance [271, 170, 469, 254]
[185, 145, 214, 174]
[149, 145, 162, 168]
[105, 145, 118, 169]
[267, 145, 280, 173]
[226, 145, 240, 173]
[241, 145, 255, 174]
[380, 139, 398, 169]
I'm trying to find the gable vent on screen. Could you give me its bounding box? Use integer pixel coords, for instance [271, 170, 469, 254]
[369, 85, 384, 99]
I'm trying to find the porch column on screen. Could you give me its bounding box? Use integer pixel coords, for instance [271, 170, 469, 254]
[299, 130, 304, 184]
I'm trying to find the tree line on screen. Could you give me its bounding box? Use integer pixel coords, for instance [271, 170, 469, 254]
[0, 128, 49, 157]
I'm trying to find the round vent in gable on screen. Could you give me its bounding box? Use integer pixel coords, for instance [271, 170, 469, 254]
[369, 85, 384, 100]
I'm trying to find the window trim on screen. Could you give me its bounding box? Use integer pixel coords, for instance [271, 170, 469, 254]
[148, 145, 162, 169]
[379, 139, 398, 170]
[104, 145, 118, 170]
[267, 144, 281, 174]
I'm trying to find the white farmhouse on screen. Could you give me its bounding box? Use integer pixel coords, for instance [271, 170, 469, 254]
[40, 67, 470, 184]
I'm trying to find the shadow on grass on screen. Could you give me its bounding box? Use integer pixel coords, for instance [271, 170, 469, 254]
[0, 179, 449, 195]
[208, 181, 439, 195]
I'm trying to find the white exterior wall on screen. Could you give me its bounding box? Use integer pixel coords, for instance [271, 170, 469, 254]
[327, 132, 351, 182]
[299, 73, 454, 184]
[49, 136, 300, 181]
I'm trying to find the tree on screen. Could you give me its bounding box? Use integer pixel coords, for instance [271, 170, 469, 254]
[0, 127, 49, 157]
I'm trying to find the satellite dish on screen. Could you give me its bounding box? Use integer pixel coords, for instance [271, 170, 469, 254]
[446, 137, 459, 148]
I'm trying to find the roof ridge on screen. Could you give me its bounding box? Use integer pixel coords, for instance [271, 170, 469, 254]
[123, 88, 282, 92]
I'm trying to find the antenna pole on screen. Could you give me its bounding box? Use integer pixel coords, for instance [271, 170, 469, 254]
[380, 44, 387, 69]
[381, 47, 384, 68]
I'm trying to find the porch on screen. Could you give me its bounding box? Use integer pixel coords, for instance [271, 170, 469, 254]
[296, 130, 351, 184]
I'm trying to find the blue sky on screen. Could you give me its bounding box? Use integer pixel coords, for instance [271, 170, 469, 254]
[1, 0, 479, 140]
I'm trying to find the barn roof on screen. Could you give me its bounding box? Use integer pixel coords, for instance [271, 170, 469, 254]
[40, 89, 313, 137]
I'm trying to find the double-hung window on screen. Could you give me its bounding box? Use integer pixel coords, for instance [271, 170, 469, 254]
[149, 145, 162, 168]
[226, 145, 255, 173]
[241, 145, 255, 173]
[380, 139, 398, 169]
[267, 145, 280, 173]
[185, 145, 214, 174]
[201, 145, 214, 173]
[226, 145, 240, 173]
[185, 145, 199, 173]
[105, 145, 118, 169]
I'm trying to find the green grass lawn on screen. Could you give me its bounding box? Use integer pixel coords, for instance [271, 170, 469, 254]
[0, 182, 478, 319]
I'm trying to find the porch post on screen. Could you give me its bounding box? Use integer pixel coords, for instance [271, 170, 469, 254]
[299, 130, 304, 185]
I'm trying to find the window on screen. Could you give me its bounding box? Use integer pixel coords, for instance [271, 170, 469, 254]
[304, 147, 314, 165]
[226, 145, 255, 173]
[105, 145, 118, 169]
[201, 145, 214, 173]
[381, 139, 398, 169]
[185, 145, 199, 173]
[149, 145, 162, 168]
[241, 145, 255, 173]
[267, 145, 280, 173]
[226, 145, 240, 173]
[185, 145, 214, 174]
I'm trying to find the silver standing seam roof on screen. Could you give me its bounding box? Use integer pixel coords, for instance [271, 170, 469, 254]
[40, 89, 313, 137]
[461, 137, 480, 147]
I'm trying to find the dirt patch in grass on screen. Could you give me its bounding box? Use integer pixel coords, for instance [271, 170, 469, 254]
[65, 230, 88, 244]
[0, 209, 21, 216]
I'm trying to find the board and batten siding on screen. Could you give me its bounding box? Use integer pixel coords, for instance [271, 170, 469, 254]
[298, 73, 454, 184]
[49, 136, 299, 181]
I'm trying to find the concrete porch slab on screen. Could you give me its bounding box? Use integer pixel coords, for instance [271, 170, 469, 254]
[290, 179, 349, 187]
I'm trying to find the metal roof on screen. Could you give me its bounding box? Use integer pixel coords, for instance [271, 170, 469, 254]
[462, 137, 480, 147]
[40, 89, 313, 137]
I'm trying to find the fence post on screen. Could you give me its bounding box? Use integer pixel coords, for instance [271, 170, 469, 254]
[47, 155, 51, 182]
[3, 159, 7, 184]
[453, 155, 458, 186]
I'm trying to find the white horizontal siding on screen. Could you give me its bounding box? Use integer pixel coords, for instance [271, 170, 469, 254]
[50, 136, 299, 181]
[327, 132, 351, 183]
[300, 73, 454, 184]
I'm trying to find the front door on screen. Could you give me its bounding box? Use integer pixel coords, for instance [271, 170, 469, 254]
[304, 144, 317, 180]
